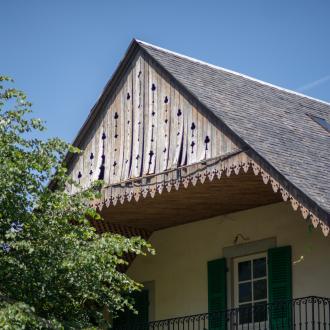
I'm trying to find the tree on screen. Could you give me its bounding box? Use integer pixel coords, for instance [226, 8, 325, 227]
[0, 76, 153, 329]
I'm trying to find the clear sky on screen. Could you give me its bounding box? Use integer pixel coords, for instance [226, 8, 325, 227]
[1, 0, 329, 142]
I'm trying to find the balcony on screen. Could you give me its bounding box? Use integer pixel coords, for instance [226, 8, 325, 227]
[114, 296, 330, 330]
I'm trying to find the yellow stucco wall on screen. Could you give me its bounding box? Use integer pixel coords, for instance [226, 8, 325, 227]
[127, 202, 330, 321]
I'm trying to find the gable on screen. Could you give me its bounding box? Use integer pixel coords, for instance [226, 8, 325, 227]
[67, 51, 237, 193]
[65, 40, 329, 237]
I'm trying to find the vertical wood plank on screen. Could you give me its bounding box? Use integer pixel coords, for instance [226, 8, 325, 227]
[180, 96, 189, 166]
[92, 121, 102, 182]
[143, 56, 151, 175]
[161, 73, 170, 171]
[211, 122, 220, 158]
[131, 55, 143, 178]
[122, 68, 133, 181]
[78, 145, 86, 188]
[111, 91, 120, 183]
[115, 85, 125, 182]
[155, 65, 164, 174]
[148, 61, 157, 174]
[108, 95, 115, 184]
[189, 106, 198, 164]
[196, 107, 204, 161]
[103, 102, 111, 185]
[170, 84, 180, 167]
[203, 114, 211, 160]
[138, 56, 145, 176]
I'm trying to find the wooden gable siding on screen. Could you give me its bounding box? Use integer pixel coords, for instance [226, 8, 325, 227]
[68, 52, 237, 192]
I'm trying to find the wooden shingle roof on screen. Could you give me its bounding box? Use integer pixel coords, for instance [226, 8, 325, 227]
[136, 40, 330, 225]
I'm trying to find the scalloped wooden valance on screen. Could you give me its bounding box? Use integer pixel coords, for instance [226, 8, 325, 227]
[92, 151, 329, 237]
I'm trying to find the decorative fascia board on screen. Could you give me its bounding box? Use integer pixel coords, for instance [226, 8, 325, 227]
[91, 150, 329, 237]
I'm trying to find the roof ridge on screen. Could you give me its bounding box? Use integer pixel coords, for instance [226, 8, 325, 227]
[136, 39, 330, 107]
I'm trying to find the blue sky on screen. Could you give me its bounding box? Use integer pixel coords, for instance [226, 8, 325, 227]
[1, 0, 329, 142]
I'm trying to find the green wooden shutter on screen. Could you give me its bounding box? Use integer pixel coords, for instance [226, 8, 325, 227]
[114, 289, 149, 329]
[134, 289, 149, 327]
[208, 258, 227, 330]
[268, 246, 292, 330]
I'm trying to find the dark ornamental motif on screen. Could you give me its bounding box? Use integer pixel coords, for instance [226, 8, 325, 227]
[163, 96, 169, 160]
[190, 141, 196, 154]
[138, 71, 142, 107]
[98, 155, 105, 180]
[204, 135, 210, 158]
[135, 154, 140, 169]
[113, 161, 117, 175]
[114, 112, 119, 139]
[148, 150, 154, 165]
[191, 122, 196, 137]
[204, 135, 210, 149]
[176, 109, 183, 148]
[151, 83, 156, 104]
[98, 132, 106, 180]
[77, 171, 82, 183]
[151, 124, 155, 142]
[137, 121, 141, 142]
[89, 152, 94, 180]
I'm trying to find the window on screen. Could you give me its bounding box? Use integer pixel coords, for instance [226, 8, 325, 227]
[308, 114, 330, 133]
[234, 253, 268, 325]
[208, 246, 292, 329]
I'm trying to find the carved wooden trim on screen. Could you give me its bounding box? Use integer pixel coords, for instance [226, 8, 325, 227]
[92, 150, 329, 237]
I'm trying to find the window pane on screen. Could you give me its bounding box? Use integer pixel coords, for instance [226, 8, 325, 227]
[254, 301, 268, 322]
[239, 261, 251, 281]
[254, 279, 267, 300]
[253, 257, 266, 278]
[239, 304, 252, 324]
[239, 282, 252, 303]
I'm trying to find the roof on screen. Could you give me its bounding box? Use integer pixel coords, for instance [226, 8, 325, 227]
[136, 40, 330, 222]
[68, 39, 330, 226]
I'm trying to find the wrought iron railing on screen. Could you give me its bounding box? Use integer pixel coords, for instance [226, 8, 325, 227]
[114, 296, 330, 330]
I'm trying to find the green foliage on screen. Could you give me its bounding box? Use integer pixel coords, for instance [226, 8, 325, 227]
[0, 301, 61, 330]
[0, 76, 154, 329]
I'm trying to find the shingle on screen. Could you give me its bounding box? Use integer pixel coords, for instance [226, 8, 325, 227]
[138, 41, 330, 216]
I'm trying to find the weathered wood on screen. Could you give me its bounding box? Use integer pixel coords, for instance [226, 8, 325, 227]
[121, 69, 133, 180]
[99, 169, 281, 231]
[132, 55, 142, 178]
[68, 52, 237, 191]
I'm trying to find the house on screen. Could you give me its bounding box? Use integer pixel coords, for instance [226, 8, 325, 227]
[66, 39, 330, 329]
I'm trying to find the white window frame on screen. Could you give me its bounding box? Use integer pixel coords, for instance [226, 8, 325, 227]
[233, 252, 268, 327]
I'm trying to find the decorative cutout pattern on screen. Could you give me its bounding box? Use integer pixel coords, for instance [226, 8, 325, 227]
[68, 55, 236, 190]
[89, 152, 94, 179]
[98, 133, 106, 180]
[90, 150, 329, 238]
[68, 54, 329, 238]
